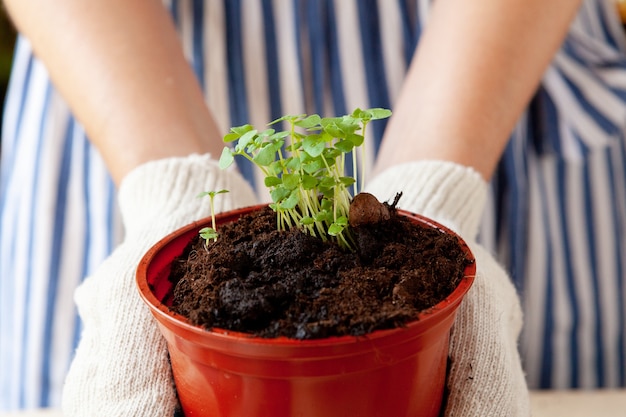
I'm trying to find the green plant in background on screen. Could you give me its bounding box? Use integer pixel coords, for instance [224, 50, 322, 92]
[219, 107, 391, 250]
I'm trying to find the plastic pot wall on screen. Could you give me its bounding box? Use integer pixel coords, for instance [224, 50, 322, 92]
[136, 205, 476, 417]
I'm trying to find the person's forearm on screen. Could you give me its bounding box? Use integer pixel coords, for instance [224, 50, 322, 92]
[375, 0, 583, 180]
[4, 0, 223, 185]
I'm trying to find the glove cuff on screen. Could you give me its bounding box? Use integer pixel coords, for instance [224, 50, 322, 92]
[118, 153, 257, 235]
[365, 160, 487, 239]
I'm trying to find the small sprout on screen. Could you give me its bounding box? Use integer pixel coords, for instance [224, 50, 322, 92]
[199, 227, 219, 242]
[197, 190, 229, 243]
[218, 108, 391, 250]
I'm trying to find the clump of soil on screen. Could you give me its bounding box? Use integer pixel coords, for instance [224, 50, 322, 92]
[168, 195, 471, 340]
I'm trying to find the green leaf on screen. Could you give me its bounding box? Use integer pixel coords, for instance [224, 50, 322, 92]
[335, 216, 348, 226]
[219, 147, 235, 169]
[339, 176, 356, 187]
[270, 131, 290, 141]
[367, 108, 392, 120]
[302, 135, 326, 157]
[197, 189, 229, 198]
[223, 132, 241, 143]
[264, 176, 282, 187]
[327, 222, 346, 236]
[334, 139, 354, 153]
[323, 147, 342, 161]
[269, 114, 302, 125]
[302, 158, 325, 174]
[280, 190, 300, 209]
[323, 122, 343, 138]
[236, 129, 258, 151]
[231, 124, 254, 136]
[320, 116, 341, 128]
[295, 114, 322, 129]
[270, 186, 291, 204]
[282, 173, 300, 190]
[335, 117, 359, 134]
[300, 174, 318, 190]
[314, 209, 332, 223]
[300, 216, 315, 225]
[351, 108, 366, 119]
[318, 187, 335, 198]
[253, 142, 280, 166]
[199, 227, 219, 241]
[347, 133, 364, 147]
[319, 177, 336, 190]
[267, 161, 284, 176]
[285, 157, 301, 171]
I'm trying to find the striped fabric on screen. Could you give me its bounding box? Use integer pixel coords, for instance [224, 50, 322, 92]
[1, 0, 625, 410]
[484, 1, 626, 389]
[0, 41, 124, 409]
[164, 0, 418, 190]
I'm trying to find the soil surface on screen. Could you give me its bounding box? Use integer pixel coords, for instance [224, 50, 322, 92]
[169, 199, 471, 339]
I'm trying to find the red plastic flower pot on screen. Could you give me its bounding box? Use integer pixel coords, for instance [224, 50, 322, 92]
[136, 205, 475, 417]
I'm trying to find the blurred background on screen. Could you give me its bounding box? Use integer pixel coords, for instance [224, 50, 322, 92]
[1, 7, 17, 143]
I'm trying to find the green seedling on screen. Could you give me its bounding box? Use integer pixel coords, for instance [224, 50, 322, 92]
[198, 189, 229, 243]
[218, 107, 391, 250]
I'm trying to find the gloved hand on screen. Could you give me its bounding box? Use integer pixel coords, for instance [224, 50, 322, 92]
[61, 154, 258, 416]
[365, 160, 530, 417]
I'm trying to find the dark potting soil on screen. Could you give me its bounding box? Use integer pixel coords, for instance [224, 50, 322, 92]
[168, 198, 471, 340]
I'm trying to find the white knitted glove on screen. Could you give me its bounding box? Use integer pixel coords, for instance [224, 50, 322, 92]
[61, 154, 257, 416]
[366, 161, 530, 417]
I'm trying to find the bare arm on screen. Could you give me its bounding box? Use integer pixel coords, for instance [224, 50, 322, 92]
[374, 0, 583, 180]
[3, 0, 223, 185]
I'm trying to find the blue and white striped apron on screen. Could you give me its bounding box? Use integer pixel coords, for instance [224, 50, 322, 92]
[2, 0, 626, 410]
[488, 2, 626, 389]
